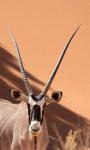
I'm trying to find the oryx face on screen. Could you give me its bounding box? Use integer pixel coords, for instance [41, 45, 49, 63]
[9, 26, 80, 135]
[28, 95, 46, 135]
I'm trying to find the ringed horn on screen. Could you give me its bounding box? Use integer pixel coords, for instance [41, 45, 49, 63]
[9, 25, 80, 99]
[9, 32, 34, 96]
[38, 25, 80, 99]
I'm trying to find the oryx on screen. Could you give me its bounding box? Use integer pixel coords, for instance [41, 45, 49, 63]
[0, 26, 80, 150]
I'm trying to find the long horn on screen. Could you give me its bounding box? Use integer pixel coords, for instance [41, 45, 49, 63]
[9, 32, 33, 95]
[38, 26, 80, 99]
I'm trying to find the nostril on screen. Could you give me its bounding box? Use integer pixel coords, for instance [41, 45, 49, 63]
[31, 127, 39, 132]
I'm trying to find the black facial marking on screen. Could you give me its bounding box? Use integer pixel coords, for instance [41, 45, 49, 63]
[31, 94, 44, 101]
[31, 105, 41, 121]
[41, 103, 46, 124]
[27, 103, 30, 124]
[31, 95, 38, 101]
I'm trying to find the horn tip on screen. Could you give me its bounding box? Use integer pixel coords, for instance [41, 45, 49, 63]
[75, 24, 81, 33]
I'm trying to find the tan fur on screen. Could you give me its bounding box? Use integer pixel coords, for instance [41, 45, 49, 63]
[0, 99, 49, 150]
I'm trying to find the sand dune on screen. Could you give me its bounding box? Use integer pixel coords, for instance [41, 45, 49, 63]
[0, 47, 87, 149]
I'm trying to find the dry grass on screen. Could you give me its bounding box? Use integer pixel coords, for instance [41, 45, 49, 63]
[51, 121, 90, 150]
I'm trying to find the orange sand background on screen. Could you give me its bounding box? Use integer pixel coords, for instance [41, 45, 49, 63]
[0, 0, 90, 119]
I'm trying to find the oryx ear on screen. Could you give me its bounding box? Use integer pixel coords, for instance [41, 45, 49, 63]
[10, 89, 28, 102]
[10, 89, 20, 99]
[46, 91, 63, 105]
[51, 91, 63, 102]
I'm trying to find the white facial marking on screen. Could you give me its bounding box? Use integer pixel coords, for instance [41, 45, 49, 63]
[29, 121, 42, 134]
[29, 96, 46, 118]
[28, 95, 46, 134]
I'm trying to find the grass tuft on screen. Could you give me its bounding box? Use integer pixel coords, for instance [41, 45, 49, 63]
[51, 121, 90, 150]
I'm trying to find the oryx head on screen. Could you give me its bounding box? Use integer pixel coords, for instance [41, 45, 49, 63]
[9, 26, 80, 135]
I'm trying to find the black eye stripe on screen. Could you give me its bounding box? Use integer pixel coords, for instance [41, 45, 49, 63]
[27, 103, 30, 124]
[40, 104, 46, 124]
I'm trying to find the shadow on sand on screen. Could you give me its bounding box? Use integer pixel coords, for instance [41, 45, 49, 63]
[0, 47, 87, 150]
